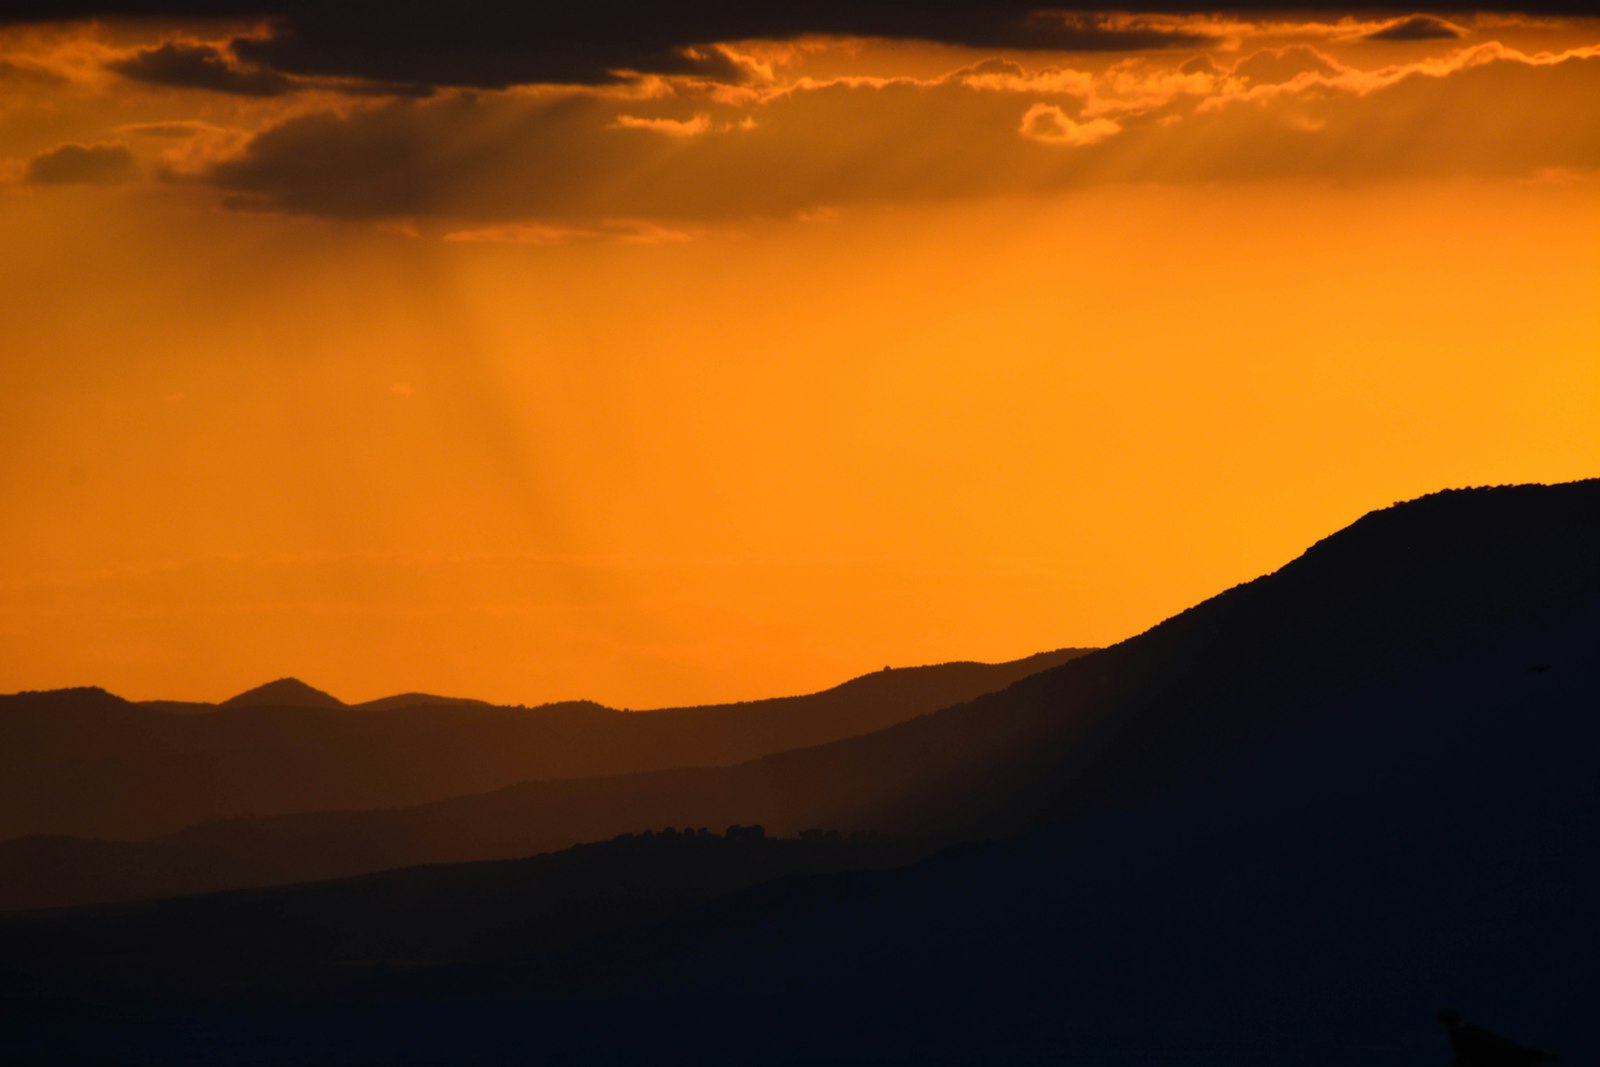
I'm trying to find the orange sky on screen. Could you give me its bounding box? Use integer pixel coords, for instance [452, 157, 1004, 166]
[2, 11, 1597, 707]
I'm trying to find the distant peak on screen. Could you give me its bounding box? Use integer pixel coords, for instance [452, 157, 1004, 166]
[220, 677, 345, 709]
[0, 685, 127, 706]
[353, 692, 492, 712]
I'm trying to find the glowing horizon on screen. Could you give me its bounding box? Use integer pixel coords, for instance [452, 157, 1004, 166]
[3, 10, 1597, 707]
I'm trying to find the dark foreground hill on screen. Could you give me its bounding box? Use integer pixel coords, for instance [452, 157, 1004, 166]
[0, 480, 1593, 1064]
[0, 648, 1084, 841]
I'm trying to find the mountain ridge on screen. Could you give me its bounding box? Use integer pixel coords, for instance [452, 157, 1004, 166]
[3, 479, 1590, 912]
[0, 478, 1593, 1063]
[8, 647, 1082, 716]
[219, 677, 345, 709]
[0, 649, 1091, 844]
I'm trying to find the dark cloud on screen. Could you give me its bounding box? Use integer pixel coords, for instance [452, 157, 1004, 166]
[24, 142, 136, 184]
[1365, 15, 1466, 41]
[226, 7, 1219, 89]
[203, 77, 1090, 220]
[3, 2, 1588, 89]
[108, 40, 294, 95]
[196, 46, 1600, 223]
[1, 3, 1223, 89]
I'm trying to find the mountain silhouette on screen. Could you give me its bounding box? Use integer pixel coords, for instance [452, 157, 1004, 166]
[0, 649, 1086, 845]
[351, 691, 492, 712]
[219, 676, 345, 709]
[0, 479, 1592, 1064]
[1, 480, 1591, 911]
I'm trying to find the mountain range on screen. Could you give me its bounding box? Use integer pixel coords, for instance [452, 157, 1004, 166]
[0, 648, 1084, 843]
[0, 480, 1593, 1064]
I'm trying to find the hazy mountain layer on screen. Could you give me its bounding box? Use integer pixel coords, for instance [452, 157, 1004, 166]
[0, 648, 1084, 842]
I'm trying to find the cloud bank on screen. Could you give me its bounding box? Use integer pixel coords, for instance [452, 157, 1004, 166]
[25, 141, 135, 183]
[9, 2, 1567, 89]
[196, 40, 1600, 223]
[109, 40, 294, 96]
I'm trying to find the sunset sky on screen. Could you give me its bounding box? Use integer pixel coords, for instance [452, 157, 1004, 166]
[2, 4, 1596, 707]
